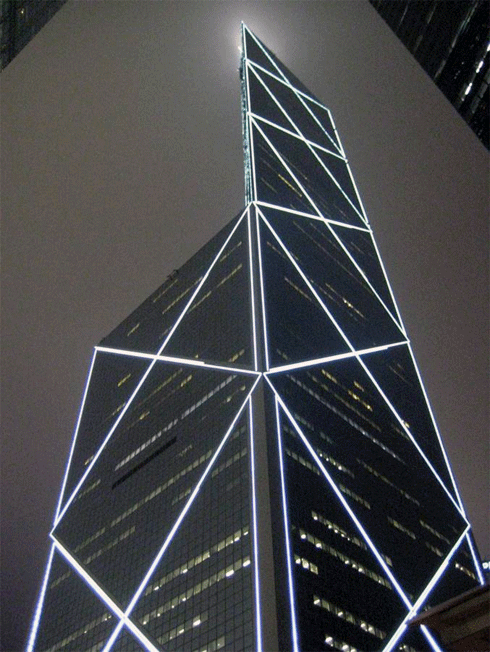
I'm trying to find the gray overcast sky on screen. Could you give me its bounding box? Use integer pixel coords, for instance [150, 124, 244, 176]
[2, 2, 488, 649]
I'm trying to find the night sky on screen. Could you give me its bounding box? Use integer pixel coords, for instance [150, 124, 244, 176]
[2, 2, 488, 650]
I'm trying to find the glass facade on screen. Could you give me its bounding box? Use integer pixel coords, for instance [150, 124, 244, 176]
[368, 0, 489, 150]
[28, 25, 483, 652]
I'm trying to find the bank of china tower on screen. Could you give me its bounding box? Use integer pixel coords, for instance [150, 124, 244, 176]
[29, 25, 483, 652]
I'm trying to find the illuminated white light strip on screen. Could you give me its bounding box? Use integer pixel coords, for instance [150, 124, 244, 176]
[94, 346, 260, 377]
[381, 527, 468, 652]
[274, 396, 300, 652]
[257, 207, 355, 353]
[54, 210, 248, 527]
[420, 625, 445, 652]
[465, 532, 485, 585]
[251, 117, 324, 220]
[25, 544, 56, 652]
[52, 538, 159, 652]
[244, 46, 259, 204]
[250, 110, 342, 161]
[256, 200, 370, 231]
[246, 63, 366, 224]
[325, 222, 405, 333]
[405, 342, 466, 509]
[247, 63, 343, 161]
[266, 341, 407, 375]
[245, 47, 342, 155]
[255, 207, 270, 370]
[266, 376, 412, 610]
[246, 207, 259, 371]
[248, 398, 263, 652]
[102, 376, 261, 652]
[356, 351, 465, 515]
[55, 350, 98, 519]
[241, 25, 253, 204]
[366, 229, 406, 334]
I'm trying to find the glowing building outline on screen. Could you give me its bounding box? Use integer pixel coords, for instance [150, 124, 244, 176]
[28, 23, 483, 652]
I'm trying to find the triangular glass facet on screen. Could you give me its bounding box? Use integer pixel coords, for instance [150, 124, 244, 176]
[255, 121, 366, 227]
[251, 123, 317, 214]
[246, 65, 296, 132]
[273, 401, 409, 651]
[162, 215, 253, 367]
[60, 351, 152, 511]
[131, 410, 253, 649]
[33, 549, 115, 652]
[269, 357, 468, 599]
[330, 223, 401, 322]
[253, 67, 342, 156]
[259, 206, 405, 351]
[54, 361, 256, 609]
[110, 627, 150, 652]
[258, 213, 351, 367]
[100, 214, 243, 355]
[359, 344, 457, 496]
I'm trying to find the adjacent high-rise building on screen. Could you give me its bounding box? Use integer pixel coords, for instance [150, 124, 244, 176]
[27, 25, 484, 652]
[368, 0, 489, 150]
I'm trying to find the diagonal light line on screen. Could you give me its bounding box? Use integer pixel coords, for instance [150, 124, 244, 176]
[266, 341, 408, 374]
[252, 117, 325, 219]
[382, 527, 468, 652]
[247, 62, 343, 160]
[102, 375, 261, 652]
[255, 200, 371, 231]
[420, 625, 445, 652]
[356, 351, 466, 516]
[255, 209, 270, 369]
[248, 398, 263, 652]
[465, 532, 485, 585]
[55, 349, 98, 519]
[265, 375, 412, 610]
[246, 207, 259, 371]
[257, 207, 356, 353]
[261, 205, 464, 517]
[94, 345, 260, 376]
[250, 111, 342, 160]
[25, 544, 56, 652]
[51, 538, 160, 652]
[54, 209, 248, 528]
[244, 43, 342, 155]
[405, 342, 467, 509]
[324, 221, 405, 333]
[274, 396, 299, 652]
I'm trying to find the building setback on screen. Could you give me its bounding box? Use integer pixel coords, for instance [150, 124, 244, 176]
[27, 25, 484, 652]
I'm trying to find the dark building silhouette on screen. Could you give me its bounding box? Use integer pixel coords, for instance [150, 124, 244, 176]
[27, 25, 484, 652]
[369, 0, 489, 149]
[0, 0, 67, 70]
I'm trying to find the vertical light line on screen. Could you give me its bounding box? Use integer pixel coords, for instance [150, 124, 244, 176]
[102, 377, 261, 652]
[54, 349, 97, 520]
[54, 210, 247, 527]
[255, 207, 270, 370]
[247, 207, 258, 371]
[248, 398, 263, 652]
[267, 377, 412, 610]
[25, 544, 55, 652]
[274, 397, 299, 652]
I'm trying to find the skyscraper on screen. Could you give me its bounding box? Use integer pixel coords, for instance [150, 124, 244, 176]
[368, 0, 489, 150]
[27, 24, 484, 652]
